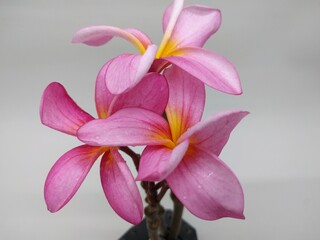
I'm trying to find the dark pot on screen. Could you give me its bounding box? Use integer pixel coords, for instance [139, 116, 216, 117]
[119, 210, 197, 240]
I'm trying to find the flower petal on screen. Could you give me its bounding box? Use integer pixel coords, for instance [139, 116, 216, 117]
[95, 61, 115, 119]
[40, 82, 94, 136]
[137, 139, 189, 181]
[105, 45, 157, 94]
[157, 0, 184, 58]
[163, 4, 221, 50]
[126, 28, 152, 49]
[108, 72, 169, 116]
[77, 108, 173, 147]
[95, 65, 168, 118]
[166, 148, 245, 220]
[71, 26, 150, 54]
[100, 148, 143, 224]
[44, 145, 104, 212]
[164, 66, 205, 143]
[180, 110, 249, 156]
[164, 47, 242, 94]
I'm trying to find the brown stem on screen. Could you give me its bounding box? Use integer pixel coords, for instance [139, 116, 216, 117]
[157, 184, 169, 202]
[119, 146, 140, 170]
[145, 204, 161, 240]
[158, 204, 167, 239]
[120, 148, 171, 239]
[143, 182, 161, 240]
[154, 181, 165, 190]
[168, 192, 184, 240]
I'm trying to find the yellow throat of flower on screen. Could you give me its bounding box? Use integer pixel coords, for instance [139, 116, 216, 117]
[156, 37, 178, 59]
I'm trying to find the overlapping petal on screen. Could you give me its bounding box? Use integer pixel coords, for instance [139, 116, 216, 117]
[137, 139, 189, 181]
[78, 108, 173, 147]
[95, 64, 168, 118]
[94, 61, 115, 119]
[72, 26, 151, 53]
[156, 0, 184, 58]
[163, 47, 242, 94]
[44, 145, 105, 212]
[105, 45, 157, 94]
[180, 111, 249, 156]
[166, 148, 245, 220]
[162, 3, 221, 51]
[164, 66, 205, 142]
[100, 148, 143, 224]
[108, 73, 168, 116]
[126, 28, 152, 49]
[40, 82, 94, 136]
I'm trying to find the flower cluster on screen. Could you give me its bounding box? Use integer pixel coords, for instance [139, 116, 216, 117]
[41, 0, 248, 226]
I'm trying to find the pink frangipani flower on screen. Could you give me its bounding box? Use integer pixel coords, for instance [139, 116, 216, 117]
[78, 66, 248, 220]
[72, 0, 242, 95]
[40, 65, 169, 224]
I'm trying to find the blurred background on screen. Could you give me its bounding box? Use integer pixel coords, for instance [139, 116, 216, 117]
[1, 0, 319, 239]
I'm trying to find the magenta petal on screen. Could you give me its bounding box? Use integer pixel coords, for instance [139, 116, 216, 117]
[105, 45, 157, 94]
[44, 145, 103, 212]
[137, 140, 189, 181]
[96, 65, 168, 118]
[163, 4, 221, 48]
[160, 0, 184, 41]
[77, 108, 172, 147]
[71, 26, 149, 53]
[40, 82, 94, 136]
[164, 66, 205, 142]
[162, 2, 175, 34]
[72, 26, 113, 46]
[126, 28, 152, 49]
[100, 148, 143, 224]
[166, 148, 245, 220]
[108, 72, 169, 116]
[164, 47, 242, 94]
[180, 110, 249, 156]
[95, 61, 115, 119]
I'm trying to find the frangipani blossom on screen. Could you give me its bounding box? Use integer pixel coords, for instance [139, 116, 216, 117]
[78, 66, 248, 220]
[40, 66, 168, 224]
[72, 0, 241, 95]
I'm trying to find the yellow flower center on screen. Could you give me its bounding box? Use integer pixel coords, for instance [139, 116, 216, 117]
[156, 38, 178, 59]
[166, 110, 186, 146]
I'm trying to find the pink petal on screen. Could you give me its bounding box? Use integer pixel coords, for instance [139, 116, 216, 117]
[100, 148, 143, 224]
[71, 26, 150, 54]
[44, 145, 104, 212]
[163, 4, 221, 48]
[164, 66, 205, 142]
[157, 0, 184, 58]
[161, 0, 184, 39]
[126, 28, 152, 49]
[164, 47, 242, 95]
[40, 82, 94, 136]
[77, 108, 173, 147]
[166, 148, 245, 220]
[95, 65, 168, 118]
[108, 72, 169, 116]
[180, 110, 249, 156]
[95, 61, 115, 119]
[149, 58, 171, 73]
[137, 139, 189, 181]
[105, 45, 157, 94]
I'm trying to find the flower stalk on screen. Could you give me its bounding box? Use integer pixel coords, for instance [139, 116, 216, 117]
[143, 181, 162, 240]
[119, 146, 140, 170]
[168, 192, 184, 240]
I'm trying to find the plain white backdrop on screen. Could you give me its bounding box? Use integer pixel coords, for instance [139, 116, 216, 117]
[1, 0, 320, 239]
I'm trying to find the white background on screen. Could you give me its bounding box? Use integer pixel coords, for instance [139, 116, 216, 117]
[1, 0, 320, 239]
